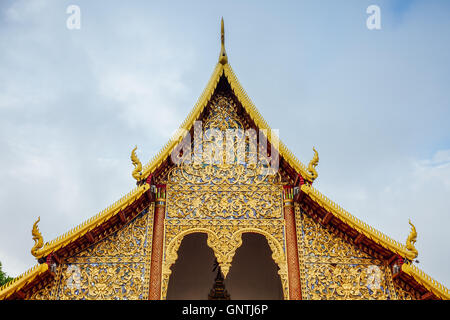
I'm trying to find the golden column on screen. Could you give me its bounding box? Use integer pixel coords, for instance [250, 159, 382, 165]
[283, 187, 302, 300]
[149, 186, 166, 300]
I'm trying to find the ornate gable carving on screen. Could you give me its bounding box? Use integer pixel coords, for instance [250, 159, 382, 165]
[295, 204, 399, 300]
[27, 206, 154, 300]
[160, 91, 290, 299]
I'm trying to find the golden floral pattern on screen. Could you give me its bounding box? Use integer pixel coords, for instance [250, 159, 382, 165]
[394, 281, 418, 300]
[74, 210, 148, 259]
[295, 204, 399, 300]
[160, 93, 289, 299]
[167, 172, 283, 219]
[56, 263, 145, 300]
[26, 205, 154, 300]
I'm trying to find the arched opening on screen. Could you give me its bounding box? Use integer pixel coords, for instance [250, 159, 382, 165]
[165, 232, 284, 300]
[225, 233, 284, 300]
[166, 233, 216, 300]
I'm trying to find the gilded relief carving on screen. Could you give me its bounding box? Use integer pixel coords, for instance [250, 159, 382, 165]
[166, 165, 283, 220]
[26, 276, 57, 300]
[27, 206, 154, 300]
[161, 92, 289, 299]
[300, 210, 372, 260]
[56, 262, 145, 300]
[394, 281, 418, 300]
[295, 203, 398, 300]
[73, 209, 148, 259]
[304, 263, 394, 300]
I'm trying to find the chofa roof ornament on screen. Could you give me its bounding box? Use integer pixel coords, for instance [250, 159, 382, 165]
[307, 147, 319, 183]
[31, 217, 44, 258]
[406, 219, 418, 260]
[131, 146, 143, 182]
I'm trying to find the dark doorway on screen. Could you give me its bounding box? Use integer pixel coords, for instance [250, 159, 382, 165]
[225, 233, 284, 299]
[166, 233, 216, 299]
[165, 232, 284, 300]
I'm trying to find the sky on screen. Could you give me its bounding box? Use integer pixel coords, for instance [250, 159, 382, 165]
[0, 0, 449, 290]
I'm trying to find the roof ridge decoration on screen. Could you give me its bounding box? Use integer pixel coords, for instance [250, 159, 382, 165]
[401, 262, 450, 300]
[131, 146, 143, 182]
[0, 263, 48, 300]
[300, 184, 418, 260]
[1, 19, 317, 297]
[219, 17, 228, 65]
[0, 182, 149, 299]
[299, 185, 450, 298]
[307, 147, 319, 181]
[31, 183, 150, 259]
[31, 217, 44, 258]
[139, 19, 318, 183]
[406, 220, 418, 258]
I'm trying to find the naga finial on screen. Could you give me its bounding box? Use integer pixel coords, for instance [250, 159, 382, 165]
[31, 217, 44, 258]
[219, 17, 228, 65]
[131, 146, 143, 181]
[406, 219, 418, 260]
[307, 147, 319, 182]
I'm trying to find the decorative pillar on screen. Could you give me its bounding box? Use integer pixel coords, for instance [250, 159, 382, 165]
[149, 186, 166, 300]
[283, 186, 302, 300]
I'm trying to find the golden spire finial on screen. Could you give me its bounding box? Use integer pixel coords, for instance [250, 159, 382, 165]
[131, 146, 143, 181]
[31, 217, 44, 258]
[406, 219, 418, 260]
[307, 147, 319, 182]
[219, 17, 228, 65]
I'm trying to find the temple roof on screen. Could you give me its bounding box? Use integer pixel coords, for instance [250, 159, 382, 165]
[1, 19, 449, 301]
[301, 184, 416, 260]
[138, 57, 317, 184]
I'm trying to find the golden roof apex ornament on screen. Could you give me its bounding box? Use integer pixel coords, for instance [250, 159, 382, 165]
[219, 17, 228, 65]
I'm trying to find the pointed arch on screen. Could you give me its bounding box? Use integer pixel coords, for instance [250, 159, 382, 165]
[161, 226, 289, 300]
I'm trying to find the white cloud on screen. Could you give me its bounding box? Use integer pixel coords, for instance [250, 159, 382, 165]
[422, 150, 450, 167]
[98, 70, 185, 138]
[313, 149, 450, 287]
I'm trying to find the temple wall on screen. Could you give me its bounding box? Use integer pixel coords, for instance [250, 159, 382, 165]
[26, 204, 154, 300]
[160, 163, 290, 299]
[25, 199, 420, 300]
